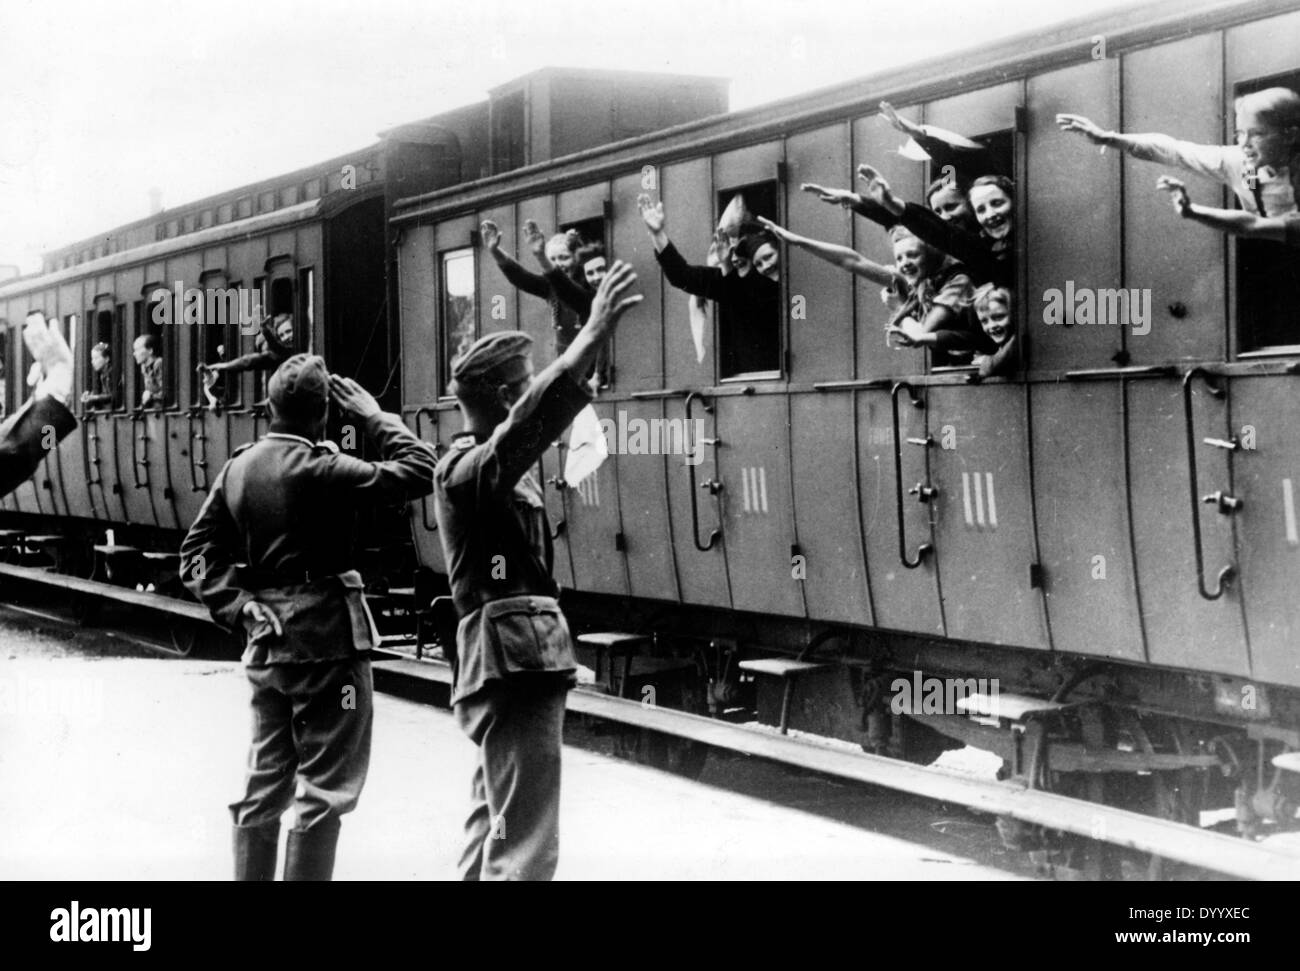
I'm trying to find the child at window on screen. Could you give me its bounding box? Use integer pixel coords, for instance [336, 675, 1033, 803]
[81, 342, 115, 409]
[970, 285, 1018, 378]
[1057, 87, 1300, 217]
[855, 167, 1016, 289]
[1158, 175, 1300, 248]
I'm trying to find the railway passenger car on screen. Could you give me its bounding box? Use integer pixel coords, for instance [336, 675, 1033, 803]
[0, 67, 728, 573]
[393, 0, 1300, 840]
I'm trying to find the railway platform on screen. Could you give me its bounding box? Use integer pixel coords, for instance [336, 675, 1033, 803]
[0, 607, 1029, 881]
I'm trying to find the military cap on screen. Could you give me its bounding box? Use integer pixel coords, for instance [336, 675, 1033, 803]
[269, 353, 329, 421]
[450, 331, 533, 395]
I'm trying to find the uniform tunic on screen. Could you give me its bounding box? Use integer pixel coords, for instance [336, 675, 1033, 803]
[434, 358, 591, 880]
[0, 396, 75, 497]
[180, 411, 437, 829]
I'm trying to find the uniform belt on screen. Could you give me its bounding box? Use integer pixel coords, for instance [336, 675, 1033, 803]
[244, 567, 340, 589]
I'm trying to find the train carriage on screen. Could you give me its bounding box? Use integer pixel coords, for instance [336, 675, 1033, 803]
[393, 0, 1300, 839]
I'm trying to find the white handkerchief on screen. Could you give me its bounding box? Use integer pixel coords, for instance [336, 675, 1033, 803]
[564, 404, 608, 486]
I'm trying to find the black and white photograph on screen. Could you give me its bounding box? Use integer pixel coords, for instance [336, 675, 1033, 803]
[0, 0, 1296, 937]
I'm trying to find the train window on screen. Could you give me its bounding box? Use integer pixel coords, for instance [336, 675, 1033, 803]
[134, 294, 173, 409]
[217, 203, 232, 225]
[155, 225, 166, 242]
[716, 181, 782, 379]
[182, 214, 196, 234]
[919, 128, 1016, 375]
[1234, 70, 1300, 355]
[85, 309, 118, 412]
[251, 276, 293, 404]
[258, 191, 275, 214]
[199, 209, 213, 230]
[0, 322, 8, 419]
[236, 197, 252, 219]
[297, 268, 313, 353]
[194, 276, 241, 409]
[440, 248, 477, 396]
[250, 277, 269, 404]
[303, 179, 322, 201]
[281, 185, 299, 207]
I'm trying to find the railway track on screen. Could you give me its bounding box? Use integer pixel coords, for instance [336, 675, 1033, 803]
[2, 559, 1297, 881]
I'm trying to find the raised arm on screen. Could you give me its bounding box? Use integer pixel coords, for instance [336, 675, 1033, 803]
[879, 100, 999, 172]
[481, 219, 550, 299]
[637, 194, 726, 299]
[323, 377, 439, 502]
[756, 215, 899, 287]
[1056, 114, 1233, 184]
[483, 262, 643, 492]
[1158, 175, 1296, 243]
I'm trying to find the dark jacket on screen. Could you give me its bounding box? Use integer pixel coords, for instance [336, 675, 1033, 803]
[218, 318, 294, 375]
[0, 395, 76, 499]
[434, 360, 591, 703]
[180, 411, 437, 665]
[655, 242, 781, 376]
[496, 253, 586, 355]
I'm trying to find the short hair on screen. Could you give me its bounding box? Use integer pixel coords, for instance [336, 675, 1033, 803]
[91, 342, 110, 357]
[926, 176, 968, 205]
[546, 233, 578, 255]
[968, 174, 1015, 200]
[1236, 87, 1300, 135]
[575, 241, 606, 267]
[972, 283, 1012, 315]
[273, 313, 292, 327]
[888, 224, 919, 244]
[136, 333, 161, 354]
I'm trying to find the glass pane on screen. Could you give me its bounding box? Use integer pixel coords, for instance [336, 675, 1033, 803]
[441, 249, 477, 393]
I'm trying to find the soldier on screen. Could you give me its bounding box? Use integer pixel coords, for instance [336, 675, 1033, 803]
[0, 311, 76, 496]
[435, 260, 641, 881]
[180, 354, 437, 881]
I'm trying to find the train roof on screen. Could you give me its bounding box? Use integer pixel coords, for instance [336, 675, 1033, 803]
[391, 0, 1300, 223]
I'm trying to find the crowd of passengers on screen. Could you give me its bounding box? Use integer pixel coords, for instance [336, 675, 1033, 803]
[67, 86, 1300, 411]
[481, 88, 1299, 382]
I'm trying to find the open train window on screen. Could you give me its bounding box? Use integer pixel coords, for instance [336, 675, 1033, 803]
[439, 247, 477, 396]
[558, 216, 608, 288]
[193, 276, 242, 409]
[134, 292, 173, 409]
[1234, 70, 1300, 356]
[716, 180, 782, 380]
[920, 128, 1018, 376]
[84, 306, 120, 412]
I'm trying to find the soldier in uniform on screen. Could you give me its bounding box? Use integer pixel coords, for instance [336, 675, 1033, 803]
[434, 260, 641, 881]
[0, 311, 76, 496]
[180, 354, 436, 881]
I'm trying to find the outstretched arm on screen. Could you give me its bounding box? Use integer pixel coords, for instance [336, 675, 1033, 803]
[1057, 114, 1234, 184]
[756, 216, 899, 286]
[481, 219, 550, 299]
[1158, 176, 1296, 243]
[638, 194, 725, 299]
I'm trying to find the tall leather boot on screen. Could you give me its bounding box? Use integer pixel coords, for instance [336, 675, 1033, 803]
[283, 820, 341, 881]
[232, 822, 279, 881]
